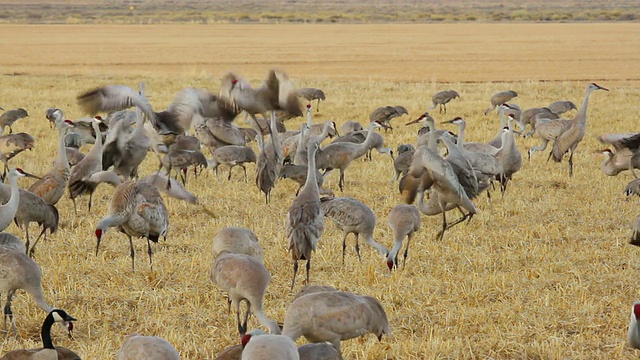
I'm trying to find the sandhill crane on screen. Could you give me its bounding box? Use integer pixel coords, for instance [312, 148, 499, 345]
[315, 121, 383, 191]
[95, 180, 169, 271]
[116, 333, 180, 360]
[495, 115, 523, 194]
[0, 169, 59, 257]
[319, 196, 388, 263]
[403, 120, 479, 240]
[484, 90, 518, 115]
[45, 108, 60, 129]
[279, 163, 329, 197]
[527, 113, 572, 160]
[340, 121, 362, 134]
[331, 128, 393, 162]
[295, 117, 338, 166]
[392, 147, 414, 182]
[0, 168, 38, 232]
[369, 105, 408, 131]
[211, 251, 281, 336]
[160, 148, 207, 186]
[549, 83, 609, 177]
[255, 114, 284, 204]
[0, 233, 25, 252]
[0, 133, 35, 181]
[0, 108, 28, 135]
[598, 132, 640, 177]
[101, 107, 151, 180]
[293, 285, 338, 301]
[440, 117, 495, 154]
[427, 90, 460, 114]
[65, 148, 85, 168]
[210, 145, 257, 182]
[0, 247, 69, 338]
[0, 309, 76, 360]
[286, 141, 324, 290]
[406, 112, 451, 145]
[218, 69, 303, 130]
[77, 85, 220, 140]
[212, 227, 263, 262]
[67, 117, 106, 212]
[548, 100, 577, 115]
[241, 330, 299, 360]
[628, 301, 640, 350]
[282, 290, 391, 354]
[27, 120, 74, 205]
[386, 204, 420, 270]
[297, 87, 326, 112]
[519, 107, 559, 138]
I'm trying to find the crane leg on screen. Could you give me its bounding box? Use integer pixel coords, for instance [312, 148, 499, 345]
[226, 296, 232, 314]
[8, 127, 12, 135]
[28, 227, 47, 258]
[24, 225, 31, 257]
[240, 301, 251, 336]
[227, 165, 233, 181]
[305, 259, 311, 285]
[88, 192, 93, 212]
[3, 291, 17, 339]
[146, 238, 153, 271]
[402, 233, 413, 269]
[290, 259, 299, 290]
[128, 235, 136, 272]
[437, 210, 447, 241]
[341, 232, 348, 265]
[235, 301, 244, 335]
[354, 234, 362, 262]
[568, 151, 574, 177]
[338, 170, 345, 192]
[71, 197, 77, 215]
[316, 99, 320, 112]
[241, 165, 248, 182]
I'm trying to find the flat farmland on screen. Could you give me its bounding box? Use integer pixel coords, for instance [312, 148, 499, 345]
[0, 23, 639, 359]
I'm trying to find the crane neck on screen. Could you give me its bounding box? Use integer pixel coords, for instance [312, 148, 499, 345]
[426, 120, 438, 152]
[306, 109, 312, 127]
[55, 124, 69, 170]
[498, 109, 508, 128]
[97, 214, 127, 231]
[269, 112, 282, 159]
[456, 121, 466, 148]
[302, 142, 319, 194]
[574, 86, 594, 125]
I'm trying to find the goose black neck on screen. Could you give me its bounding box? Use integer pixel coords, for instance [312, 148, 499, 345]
[41, 312, 56, 349]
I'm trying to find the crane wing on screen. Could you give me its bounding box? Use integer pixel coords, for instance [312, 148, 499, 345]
[551, 124, 581, 162]
[77, 85, 156, 124]
[598, 133, 639, 150]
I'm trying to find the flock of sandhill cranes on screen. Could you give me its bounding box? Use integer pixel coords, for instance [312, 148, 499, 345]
[0, 67, 637, 358]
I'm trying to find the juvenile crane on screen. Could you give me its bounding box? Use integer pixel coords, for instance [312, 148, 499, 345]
[427, 90, 459, 114]
[320, 196, 388, 263]
[549, 83, 609, 177]
[282, 290, 391, 354]
[548, 100, 577, 115]
[0, 108, 28, 135]
[386, 204, 421, 270]
[484, 90, 518, 115]
[211, 251, 281, 336]
[210, 145, 257, 182]
[286, 141, 324, 290]
[297, 87, 326, 112]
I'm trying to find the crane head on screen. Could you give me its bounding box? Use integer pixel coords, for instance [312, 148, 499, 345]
[14, 168, 40, 179]
[386, 259, 395, 271]
[306, 104, 311, 110]
[442, 116, 464, 126]
[634, 302, 640, 320]
[94, 115, 102, 120]
[590, 82, 609, 91]
[64, 119, 74, 125]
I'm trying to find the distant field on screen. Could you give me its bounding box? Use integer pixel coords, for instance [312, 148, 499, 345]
[0, 0, 638, 24]
[0, 23, 639, 359]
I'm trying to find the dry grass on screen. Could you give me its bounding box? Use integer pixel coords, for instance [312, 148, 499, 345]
[0, 23, 639, 359]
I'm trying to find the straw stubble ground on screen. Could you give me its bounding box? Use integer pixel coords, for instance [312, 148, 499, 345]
[0, 23, 639, 359]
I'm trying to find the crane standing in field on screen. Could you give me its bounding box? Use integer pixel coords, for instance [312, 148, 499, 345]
[286, 140, 324, 290]
[95, 180, 169, 271]
[427, 90, 459, 114]
[0, 108, 28, 135]
[369, 105, 408, 131]
[386, 204, 421, 270]
[548, 82, 609, 177]
[296, 87, 326, 112]
[484, 90, 518, 115]
[320, 196, 389, 264]
[27, 120, 74, 205]
[0, 132, 36, 182]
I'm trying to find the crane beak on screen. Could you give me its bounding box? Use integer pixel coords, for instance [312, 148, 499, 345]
[405, 118, 422, 125]
[598, 85, 609, 91]
[22, 171, 40, 179]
